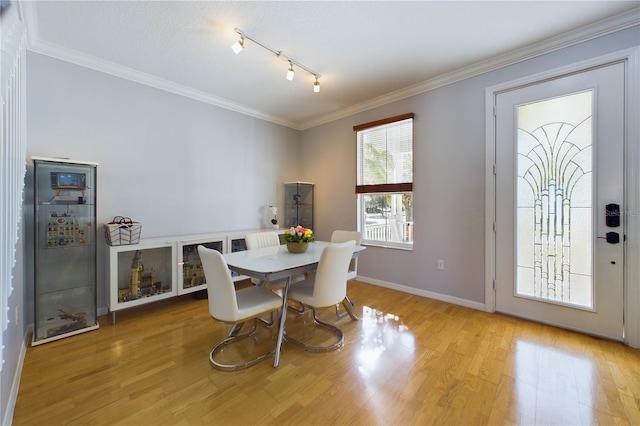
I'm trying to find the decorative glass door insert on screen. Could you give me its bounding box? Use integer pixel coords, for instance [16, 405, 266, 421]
[495, 62, 624, 340]
[516, 90, 593, 308]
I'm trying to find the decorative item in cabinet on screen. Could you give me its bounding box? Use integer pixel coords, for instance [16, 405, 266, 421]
[106, 239, 176, 324]
[32, 156, 99, 345]
[228, 235, 247, 253]
[284, 181, 314, 229]
[226, 232, 249, 281]
[177, 234, 226, 295]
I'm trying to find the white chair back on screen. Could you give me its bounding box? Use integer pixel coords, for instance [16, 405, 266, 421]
[331, 230, 362, 280]
[312, 240, 356, 307]
[198, 245, 239, 322]
[331, 230, 362, 245]
[245, 231, 280, 250]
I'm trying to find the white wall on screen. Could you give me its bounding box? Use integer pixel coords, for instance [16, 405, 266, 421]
[1, 4, 28, 423]
[26, 52, 302, 317]
[302, 26, 640, 306]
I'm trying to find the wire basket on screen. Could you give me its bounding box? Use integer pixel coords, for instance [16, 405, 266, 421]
[286, 241, 309, 253]
[104, 216, 142, 246]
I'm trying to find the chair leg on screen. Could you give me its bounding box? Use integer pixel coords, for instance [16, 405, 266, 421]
[211, 318, 276, 371]
[336, 296, 359, 320]
[257, 311, 275, 326]
[284, 307, 344, 353]
[227, 322, 246, 337]
[287, 300, 305, 314]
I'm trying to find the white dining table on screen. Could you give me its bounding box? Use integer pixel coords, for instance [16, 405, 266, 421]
[223, 241, 365, 367]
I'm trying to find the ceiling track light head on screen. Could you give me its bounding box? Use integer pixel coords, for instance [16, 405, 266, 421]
[313, 76, 320, 93]
[286, 61, 295, 81]
[231, 36, 244, 54]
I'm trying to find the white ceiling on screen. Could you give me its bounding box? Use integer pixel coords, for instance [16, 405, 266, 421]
[21, 1, 640, 130]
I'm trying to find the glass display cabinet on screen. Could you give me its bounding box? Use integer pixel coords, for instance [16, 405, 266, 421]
[177, 234, 226, 295]
[106, 239, 176, 324]
[284, 182, 314, 229]
[32, 157, 99, 345]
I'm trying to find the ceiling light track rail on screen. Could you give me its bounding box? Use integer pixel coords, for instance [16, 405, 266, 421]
[232, 27, 321, 92]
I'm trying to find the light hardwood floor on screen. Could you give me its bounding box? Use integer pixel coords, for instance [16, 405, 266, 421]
[13, 281, 640, 425]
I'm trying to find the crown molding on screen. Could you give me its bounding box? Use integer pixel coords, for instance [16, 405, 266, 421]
[21, 1, 39, 51]
[28, 40, 300, 129]
[20, 2, 639, 131]
[299, 7, 640, 130]
[20, 3, 299, 130]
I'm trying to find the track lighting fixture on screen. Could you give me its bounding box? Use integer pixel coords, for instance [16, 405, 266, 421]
[286, 61, 295, 81]
[231, 28, 321, 93]
[231, 36, 244, 55]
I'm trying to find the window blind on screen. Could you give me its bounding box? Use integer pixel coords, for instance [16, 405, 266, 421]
[355, 114, 413, 194]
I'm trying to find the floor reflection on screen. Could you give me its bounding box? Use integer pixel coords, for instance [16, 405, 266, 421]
[357, 305, 411, 374]
[515, 339, 594, 424]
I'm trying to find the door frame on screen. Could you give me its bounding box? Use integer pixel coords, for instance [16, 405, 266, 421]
[485, 47, 640, 348]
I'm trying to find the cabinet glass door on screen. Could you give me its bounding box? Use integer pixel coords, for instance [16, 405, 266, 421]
[33, 158, 98, 344]
[284, 182, 314, 229]
[227, 234, 250, 280]
[114, 246, 173, 304]
[178, 237, 225, 295]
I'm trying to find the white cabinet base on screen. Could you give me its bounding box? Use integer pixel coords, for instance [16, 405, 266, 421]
[106, 229, 283, 323]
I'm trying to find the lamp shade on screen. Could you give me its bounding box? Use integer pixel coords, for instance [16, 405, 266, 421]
[231, 39, 244, 54]
[286, 64, 295, 81]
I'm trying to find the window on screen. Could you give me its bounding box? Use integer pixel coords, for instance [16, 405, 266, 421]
[355, 113, 413, 249]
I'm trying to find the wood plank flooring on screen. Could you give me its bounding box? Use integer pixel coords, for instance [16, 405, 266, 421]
[12, 281, 640, 425]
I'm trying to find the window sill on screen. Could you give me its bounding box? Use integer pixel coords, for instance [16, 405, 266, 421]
[362, 241, 413, 251]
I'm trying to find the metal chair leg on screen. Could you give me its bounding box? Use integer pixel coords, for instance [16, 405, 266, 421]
[229, 311, 275, 337]
[211, 318, 276, 371]
[284, 307, 344, 353]
[336, 296, 359, 320]
[227, 322, 246, 337]
[257, 311, 275, 326]
[287, 300, 305, 314]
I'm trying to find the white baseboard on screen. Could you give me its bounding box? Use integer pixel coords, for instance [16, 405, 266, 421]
[356, 276, 486, 311]
[3, 326, 30, 426]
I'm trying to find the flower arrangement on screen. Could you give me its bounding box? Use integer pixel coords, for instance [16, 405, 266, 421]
[284, 225, 314, 243]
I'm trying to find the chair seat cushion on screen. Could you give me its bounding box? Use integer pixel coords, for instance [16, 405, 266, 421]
[235, 286, 282, 320]
[287, 278, 317, 307]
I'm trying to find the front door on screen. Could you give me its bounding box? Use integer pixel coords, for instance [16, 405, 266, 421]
[494, 62, 625, 340]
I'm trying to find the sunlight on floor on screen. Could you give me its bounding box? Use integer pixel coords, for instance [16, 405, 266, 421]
[515, 339, 594, 424]
[357, 305, 411, 374]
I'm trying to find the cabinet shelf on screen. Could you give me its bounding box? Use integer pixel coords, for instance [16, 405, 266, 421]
[38, 201, 96, 206]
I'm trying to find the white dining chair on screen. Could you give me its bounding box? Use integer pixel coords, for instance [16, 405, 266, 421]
[284, 240, 355, 352]
[244, 231, 291, 290]
[331, 230, 362, 320]
[198, 245, 282, 371]
[245, 231, 281, 250]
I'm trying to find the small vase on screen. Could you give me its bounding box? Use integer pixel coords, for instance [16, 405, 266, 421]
[286, 241, 309, 253]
